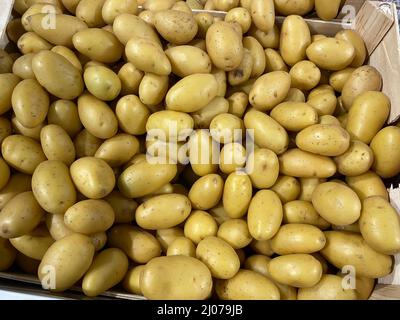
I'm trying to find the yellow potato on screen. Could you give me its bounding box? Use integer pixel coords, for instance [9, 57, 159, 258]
[0, 173, 31, 210]
[271, 175, 301, 203]
[360, 196, 400, 255]
[17, 32, 53, 54]
[283, 200, 330, 230]
[188, 129, 219, 176]
[280, 15, 311, 66]
[188, 174, 224, 210]
[76, 0, 106, 27]
[40, 125, 75, 165]
[108, 225, 161, 263]
[354, 276, 375, 300]
[141, 255, 212, 300]
[122, 265, 145, 295]
[289, 60, 321, 90]
[73, 28, 123, 63]
[315, 0, 341, 20]
[156, 227, 184, 252]
[115, 95, 149, 135]
[118, 63, 144, 96]
[102, 0, 137, 24]
[139, 73, 168, 105]
[274, 0, 314, 15]
[247, 148, 279, 189]
[143, 0, 176, 10]
[51, 46, 82, 72]
[244, 110, 289, 154]
[47, 100, 82, 138]
[319, 115, 341, 126]
[346, 171, 388, 201]
[104, 191, 137, 224]
[195, 12, 214, 38]
[0, 238, 17, 271]
[206, 21, 243, 71]
[278, 148, 336, 178]
[84, 66, 121, 101]
[217, 219, 252, 249]
[249, 24, 279, 49]
[12, 53, 35, 79]
[38, 234, 95, 292]
[45, 213, 73, 241]
[0, 74, 20, 115]
[167, 236, 196, 257]
[298, 274, 357, 300]
[191, 97, 228, 129]
[329, 67, 356, 93]
[223, 172, 252, 218]
[225, 7, 251, 33]
[184, 210, 218, 244]
[249, 0, 274, 33]
[264, 48, 288, 72]
[346, 91, 390, 144]
[70, 157, 115, 199]
[270, 102, 318, 132]
[321, 231, 393, 278]
[210, 113, 243, 144]
[242, 36, 266, 78]
[82, 248, 129, 297]
[307, 87, 337, 116]
[165, 46, 211, 78]
[227, 92, 248, 118]
[335, 30, 366, 67]
[74, 129, 104, 158]
[370, 126, 400, 178]
[334, 141, 373, 176]
[269, 254, 322, 288]
[228, 49, 253, 86]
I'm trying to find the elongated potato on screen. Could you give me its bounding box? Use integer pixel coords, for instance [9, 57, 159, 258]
[115, 95, 149, 135]
[250, 0, 274, 33]
[17, 32, 53, 55]
[274, 0, 314, 15]
[271, 102, 318, 132]
[75, 0, 106, 27]
[40, 125, 75, 165]
[247, 148, 279, 189]
[335, 29, 366, 67]
[223, 172, 252, 218]
[188, 129, 219, 176]
[104, 191, 137, 224]
[315, 0, 341, 20]
[188, 174, 224, 210]
[0, 238, 17, 271]
[283, 200, 330, 230]
[334, 141, 373, 176]
[47, 100, 82, 138]
[165, 46, 211, 77]
[346, 171, 389, 201]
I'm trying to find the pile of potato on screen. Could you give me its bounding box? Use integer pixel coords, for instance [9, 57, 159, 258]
[1, 0, 400, 300]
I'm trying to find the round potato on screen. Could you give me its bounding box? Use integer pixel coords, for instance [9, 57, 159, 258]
[84, 66, 121, 101]
[210, 113, 243, 144]
[225, 7, 251, 33]
[346, 171, 389, 201]
[270, 102, 318, 132]
[247, 148, 279, 189]
[334, 140, 373, 176]
[223, 172, 252, 218]
[184, 210, 218, 244]
[271, 175, 301, 203]
[217, 219, 252, 249]
[0, 238, 17, 271]
[188, 129, 219, 176]
[307, 87, 337, 116]
[75, 0, 106, 28]
[40, 125, 75, 165]
[283, 200, 330, 230]
[289, 60, 321, 90]
[315, 0, 341, 20]
[188, 174, 224, 210]
[167, 237, 196, 257]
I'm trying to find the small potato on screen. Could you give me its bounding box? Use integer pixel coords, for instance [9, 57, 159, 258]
[40, 125, 75, 165]
[341, 66, 382, 110]
[216, 269, 280, 300]
[141, 255, 212, 300]
[118, 161, 177, 198]
[188, 129, 219, 176]
[74, 129, 104, 158]
[166, 74, 218, 113]
[283, 200, 330, 230]
[38, 234, 95, 292]
[156, 227, 185, 252]
[116, 95, 149, 135]
[250, 0, 274, 33]
[118, 63, 144, 96]
[206, 21, 243, 71]
[77, 93, 118, 139]
[329, 68, 356, 93]
[244, 110, 289, 154]
[82, 248, 129, 297]
[249, 71, 291, 111]
[227, 92, 248, 118]
[12, 79, 49, 128]
[213, 0, 239, 11]
[312, 182, 361, 226]
[0, 74, 20, 115]
[212, 67, 228, 97]
[139, 72, 167, 105]
[17, 32, 53, 55]
[192, 97, 229, 129]
[228, 49, 253, 86]
[210, 113, 243, 144]
[223, 172, 252, 218]
[188, 174, 224, 210]
[45, 213, 72, 241]
[184, 210, 218, 244]
[279, 148, 337, 178]
[196, 12, 214, 38]
[280, 15, 311, 66]
[370, 126, 400, 178]
[102, 0, 137, 24]
[249, 24, 280, 49]
[248, 190, 282, 241]
[125, 37, 171, 76]
[315, 0, 341, 20]
[0, 191, 44, 239]
[73, 28, 123, 63]
[12, 53, 35, 79]
[75, 0, 106, 27]
[84, 66, 121, 101]
[243, 36, 266, 78]
[0, 174, 31, 210]
[167, 237, 196, 257]
[9, 226, 54, 260]
[321, 231, 392, 278]
[108, 225, 161, 263]
[104, 191, 137, 224]
[298, 178, 325, 201]
[335, 30, 366, 67]
[48, 100, 82, 138]
[346, 171, 388, 201]
[270, 102, 318, 132]
[247, 148, 279, 189]
[346, 91, 390, 144]
[271, 224, 326, 255]
[360, 197, 400, 255]
[225, 7, 251, 33]
[306, 38, 355, 71]
[284, 88, 305, 103]
[0, 238, 17, 271]
[32, 50, 84, 100]
[271, 175, 301, 203]
[196, 236, 240, 279]
[166, 46, 211, 78]
[274, 0, 314, 15]
[123, 265, 145, 295]
[289, 60, 321, 90]
[268, 254, 322, 288]
[307, 87, 337, 116]
[70, 157, 115, 199]
[217, 219, 252, 249]
[298, 274, 357, 300]
[264, 48, 288, 72]
[334, 141, 373, 176]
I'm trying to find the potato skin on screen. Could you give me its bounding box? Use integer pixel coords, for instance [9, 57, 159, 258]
[283, 200, 330, 230]
[346, 171, 389, 201]
[270, 102, 318, 132]
[188, 174, 224, 210]
[223, 172, 252, 219]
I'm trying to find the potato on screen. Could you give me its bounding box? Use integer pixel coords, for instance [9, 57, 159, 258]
[271, 175, 301, 203]
[46, 213, 73, 241]
[314, 0, 341, 19]
[83, 66, 121, 101]
[70, 157, 115, 199]
[77, 93, 118, 139]
[334, 141, 373, 176]
[283, 200, 330, 230]
[247, 148, 279, 189]
[166, 74, 218, 113]
[209, 113, 243, 144]
[73, 28, 123, 63]
[307, 86, 337, 116]
[224, 7, 251, 33]
[195, 12, 214, 38]
[360, 196, 400, 255]
[184, 210, 218, 244]
[156, 227, 184, 252]
[370, 126, 400, 178]
[312, 182, 361, 226]
[227, 92, 247, 118]
[50, 46, 82, 72]
[191, 97, 228, 129]
[244, 110, 289, 154]
[113, 14, 161, 46]
[289, 60, 321, 90]
[143, 0, 176, 10]
[321, 231, 393, 278]
[270, 102, 318, 132]
[39, 125, 75, 165]
[139, 73, 169, 106]
[271, 224, 326, 255]
[280, 15, 311, 66]
[264, 48, 287, 72]
[250, 0, 274, 33]
[166, 236, 196, 257]
[165, 46, 211, 78]
[82, 248, 128, 297]
[0, 238, 17, 271]
[319, 115, 341, 126]
[242, 36, 265, 78]
[346, 171, 388, 201]
[17, 32, 53, 54]
[188, 129, 219, 176]
[38, 234, 95, 292]
[10, 225, 54, 260]
[74, 129, 104, 158]
[216, 269, 280, 300]
[2, 135, 46, 174]
[206, 21, 243, 71]
[61, 0, 80, 13]
[108, 225, 161, 263]
[123, 265, 145, 295]
[47, 100, 82, 138]
[115, 95, 149, 136]
[298, 274, 357, 300]
[268, 254, 322, 288]
[0, 74, 20, 115]
[101, 0, 137, 24]
[278, 148, 336, 178]
[335, 30, 366, 67]
[11, 79, 49, 128]
[341, 66, 382, 110]
[217, 219, 252, 249]
[188, 174, 223, 210]
[223, 172, 252, 219]
[296, 124, 350, 157]
[346, 91, 390, 144]
[118, 63, 144, 96]
[141, 255, 212, 300]
[274, 0, 314, 15]
[75, 0, 106, 27]
[103, 191, 136, 224]
[12, 54, 35, 80]
[228, 49, 253, 86]
[0, 174, 31, 210]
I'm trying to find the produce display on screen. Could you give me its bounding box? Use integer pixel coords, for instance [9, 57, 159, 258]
[0, 0, 399, 300]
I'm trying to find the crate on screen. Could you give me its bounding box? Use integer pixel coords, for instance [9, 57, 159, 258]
[0, 0, 400, 300]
